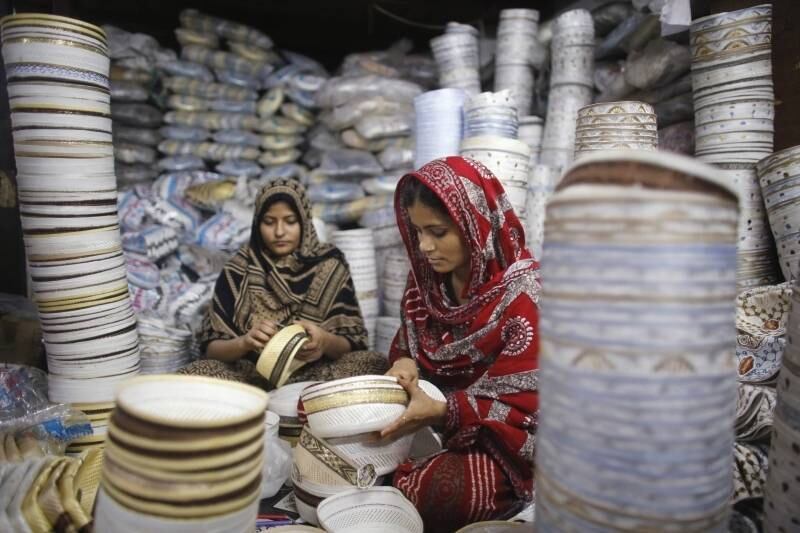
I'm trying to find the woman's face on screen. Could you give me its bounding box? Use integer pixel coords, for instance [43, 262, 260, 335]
[259, 201, 301, 257]
[406, 200, 469, 279]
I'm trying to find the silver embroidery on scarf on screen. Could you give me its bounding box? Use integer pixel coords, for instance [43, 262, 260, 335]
[488, 401, 512, 422]
[520, 432, 536, 461]
[466, 369, 540, 398]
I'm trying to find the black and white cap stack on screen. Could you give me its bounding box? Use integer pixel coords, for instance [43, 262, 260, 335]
[539, 9, 594, 171]
[494, 8, 539, 117]
[1, 13, 141, 404]
[413, 88, 466, 169]
[331, 229, 379, 349]
[430, 23, 481, 98]
[691, 4, 780, 289]
[463, 89, 519, 140]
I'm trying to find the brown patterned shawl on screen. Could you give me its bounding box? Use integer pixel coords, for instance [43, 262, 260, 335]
[199, 179, 367, 357]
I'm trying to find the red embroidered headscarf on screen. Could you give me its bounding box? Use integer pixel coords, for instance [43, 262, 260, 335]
[390, 155, 540, 374]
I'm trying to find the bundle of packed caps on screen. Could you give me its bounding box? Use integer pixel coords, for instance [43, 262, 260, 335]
[311, 48, 436, 322]
[105, 25, 173, 188]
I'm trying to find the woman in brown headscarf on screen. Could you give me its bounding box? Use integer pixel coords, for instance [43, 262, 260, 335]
[179, 179, 387, 386]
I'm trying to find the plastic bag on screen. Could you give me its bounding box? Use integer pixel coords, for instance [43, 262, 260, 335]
[153, 170, 222, 200]
[110, 80, 149, 102]
[327, 97, 413, 130]
[593, 2, 636, 37]
[129, 284, 163, 313]
[164, 110, 259, 130]
[261, 421, 293, 499]
[316, 75, 423, 108]
[216, 159, 262, 178]
[309, 125, 345, 151]
[122, 225, 180, 261]
[157, 155, 206, 171]
[118, 189, 149, 231]
[0, 365, 92, 446]
[341, 129, 390, 152]
[355, 113, 414, 140]
[116, 163, 159, 186]
[307, 182, 364, 204]
[164, 76, 258, 101]
[111, 103, 163, 128]
[174, 27, 219, 49]
[214, 68, 264, 90]
[629, 73, 692, 105]
[319, 149, 383, 178]
[259, 163, 308, 183]
[160, 125, 210, 142]
[114, 126, 162, 147]
[177, 244, 231, 279]
[624, 39, 691, 91]
[653, 92, 693, 128]
[207, 99, 257, 114]
[159, 59, 214, 81]
[124, 251, 160, 289]
[378, 142, 414, 170]
[115, 143, 157, 165]
[193, 212, 250, 252]
[145, 198, 202, 234]
[363, 173, 404, 196]
[212, 129, 262, 147]
[595, 12, 649, 60]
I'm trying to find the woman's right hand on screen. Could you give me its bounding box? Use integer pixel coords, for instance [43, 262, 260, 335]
[239, 320, 279, 353]
[386, 357, 419, 385]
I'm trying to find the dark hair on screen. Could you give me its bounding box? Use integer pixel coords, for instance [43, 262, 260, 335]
[401, 177, 449, 216]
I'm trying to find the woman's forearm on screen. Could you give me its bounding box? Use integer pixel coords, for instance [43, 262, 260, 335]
[206, 337, 248, 362]
[323, 332, 353, 360]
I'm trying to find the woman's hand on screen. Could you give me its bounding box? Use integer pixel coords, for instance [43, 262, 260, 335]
[380, 375, 446, 439]
[386, 357, 419, 385]
[294, 320, 328, 363]
[239, 320, 279, 353]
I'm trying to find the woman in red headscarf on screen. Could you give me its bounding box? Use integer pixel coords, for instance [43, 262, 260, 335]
[380, 156, 540, 531]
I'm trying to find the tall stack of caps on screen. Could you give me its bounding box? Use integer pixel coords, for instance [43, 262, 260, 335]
[691, 4, 779, 289]
[413, 88, 467, 168]
[757, 146, 800, 284]
[493, 9, 539, 117]
[463, 90, 519, 140]
[331, 229, 379, 348]
[524, 164, 559, 261]
[690, 4, 774, 164]
[136, 315, 194, 373]
[762, 283, 800, 531]
[535, 151, 739, 531]
[460, 137, 531, 225]
[294, 375, 445, 526]
[95, 376, 268, 533]
[430, 23, 481, 97]
[518, 115, 544, 166]
[382, 249, 411, 319]
[573, 101, 658, 160]
[539, 9, 594, 171]
[0, 14, 141, 404]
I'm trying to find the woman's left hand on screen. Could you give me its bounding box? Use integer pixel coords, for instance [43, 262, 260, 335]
[294, 320, 328, 362]
[380, 375, 447, 439]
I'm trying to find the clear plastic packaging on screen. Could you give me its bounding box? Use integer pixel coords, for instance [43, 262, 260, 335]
[624, 39, 691, 91]
[114, 143, 157, 165]
[111, 103, 163, 128]
[109, 80, 149, 102]
[319, 149, 383, 178]
[113, 126, 162, 147]
[355, 114, 414, 140]
[316, 75, 423, 108]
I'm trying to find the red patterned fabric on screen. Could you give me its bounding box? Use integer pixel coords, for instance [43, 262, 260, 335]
[394, 449, 521, 532]
[389, 156, 540, 502]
